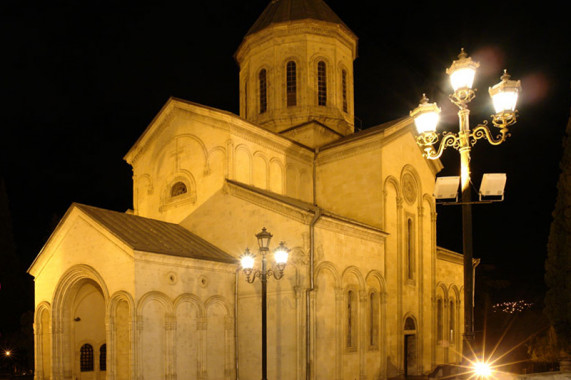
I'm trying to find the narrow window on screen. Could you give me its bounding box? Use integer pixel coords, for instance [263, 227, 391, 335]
[449, 301, 455, 343]
[99, 344, 107, 371]
[347, 290, 357, 349]
[369, 292, 379, 347]
[437, 299, 443, 342]
[80, 344, 94, 372]
[171, 181, 187, 197]
[407, 219, 414, 280]
[317, 61, 327, 106]
[259, 69, 267, 113]
[286, 61, 297, 107]
[244, 79, 248, 116]
[342, 69, 348, 112]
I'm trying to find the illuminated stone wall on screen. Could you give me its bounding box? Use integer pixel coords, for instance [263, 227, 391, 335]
[29, 1, 464, 378]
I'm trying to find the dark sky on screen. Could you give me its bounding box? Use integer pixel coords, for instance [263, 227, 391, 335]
[0, 0, 569, 307]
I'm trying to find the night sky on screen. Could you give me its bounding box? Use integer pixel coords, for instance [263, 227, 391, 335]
[0, 0, 569, 328]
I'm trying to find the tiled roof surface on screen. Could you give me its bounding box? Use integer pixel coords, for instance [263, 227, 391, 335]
[75, 203, 236, 264]
[246, 0, 351, 36]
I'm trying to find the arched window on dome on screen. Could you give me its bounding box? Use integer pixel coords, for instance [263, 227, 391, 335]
[286, 61, 297, 107]
[259, 69, 267, 113]
[317, 61, 327, 106]
[342, 69, 348, 112]
[171, 181, 187, 197]
[80, 344, 94, 372]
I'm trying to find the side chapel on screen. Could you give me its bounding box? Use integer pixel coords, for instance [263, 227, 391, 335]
[28, 0, 465, 379]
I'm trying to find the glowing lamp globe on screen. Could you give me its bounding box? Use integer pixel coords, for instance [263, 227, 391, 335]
[489, 69, 521, 114]
[473, 361, 492, 378]
[447, 49, 480, 91]
[410, 94, 441, 134]
[274, 242, 289, 265]
[240, 249, 255, 270]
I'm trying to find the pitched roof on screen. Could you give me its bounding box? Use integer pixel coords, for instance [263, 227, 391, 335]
[246, 0, 352, 36]
[75, 203, 236, 264]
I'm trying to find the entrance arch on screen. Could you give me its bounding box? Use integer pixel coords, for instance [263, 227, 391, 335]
[52, 265, 109, 380]
[403, 316, 418, 377]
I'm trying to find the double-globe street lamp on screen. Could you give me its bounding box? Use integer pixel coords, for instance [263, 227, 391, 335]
[410, 49, 521, 359]
[240, 227, 289, 380]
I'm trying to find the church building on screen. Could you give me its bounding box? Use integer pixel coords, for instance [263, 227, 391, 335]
[28, 0, 465, 379]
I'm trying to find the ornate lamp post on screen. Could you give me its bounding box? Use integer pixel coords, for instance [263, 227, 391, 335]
[240, 227, 289, 380]
[410, 49, 521, 355]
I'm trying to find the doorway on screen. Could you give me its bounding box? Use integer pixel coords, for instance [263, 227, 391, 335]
[403, 317, 417, 377]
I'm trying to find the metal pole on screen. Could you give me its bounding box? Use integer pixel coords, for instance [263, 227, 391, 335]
[261, 253, 268, 380]
[458, 108, 475, 357]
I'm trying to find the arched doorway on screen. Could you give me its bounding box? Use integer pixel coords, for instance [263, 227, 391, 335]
[73, 280, 106, 380]
[404, 316, 418, 377]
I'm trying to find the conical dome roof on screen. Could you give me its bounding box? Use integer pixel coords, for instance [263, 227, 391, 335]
[246, 0, 353, 36]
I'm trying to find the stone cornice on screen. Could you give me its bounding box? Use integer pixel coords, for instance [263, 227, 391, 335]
[317, 214, 388, 243]
[225, 180, 315, 224]
[236, 20, 357, 64]
[436, 247, 463, 265]
[225, 180, 388, 243]
[133, 250, 237, 273]
[316, 118, 410, 165]
[316, 118, 443, 176]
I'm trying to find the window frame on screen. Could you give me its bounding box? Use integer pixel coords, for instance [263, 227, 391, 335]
[345, 288, 358, 351]
[259, 68, 268, 113]
[342, 69, 348, 113]
[286, 61, 297, 107]
[99, 343, 107, 371]
[80, 343, 94, 372]
[317, 61, 327, 106]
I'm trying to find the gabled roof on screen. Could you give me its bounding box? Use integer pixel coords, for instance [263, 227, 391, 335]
[246, 0, 353, 36]
[319, 117, 409, 151]
[75, 203, 236, 264]
[226, 179, 388, 238]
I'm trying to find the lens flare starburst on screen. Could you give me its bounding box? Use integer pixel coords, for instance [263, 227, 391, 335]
[437, 301, 547, 380]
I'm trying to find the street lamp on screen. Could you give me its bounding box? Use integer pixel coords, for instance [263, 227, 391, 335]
[410, 49, 521, 356]
[240, 227, 289, 380]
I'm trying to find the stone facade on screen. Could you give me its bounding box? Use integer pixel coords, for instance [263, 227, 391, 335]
[28, 1, 465, 379]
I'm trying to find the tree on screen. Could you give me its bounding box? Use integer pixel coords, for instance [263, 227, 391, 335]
[544, 105, 571, 359]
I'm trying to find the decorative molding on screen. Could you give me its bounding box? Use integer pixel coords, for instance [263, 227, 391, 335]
[402, 172, 417, 205]
[436, 247, 463, 265]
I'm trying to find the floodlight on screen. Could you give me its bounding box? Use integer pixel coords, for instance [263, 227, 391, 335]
[479, 173, 506, 201]
[434, 176, 460, 200]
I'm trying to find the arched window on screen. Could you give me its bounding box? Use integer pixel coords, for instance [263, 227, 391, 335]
[347, 290, 357, 349]
[404, 316, 415, 331]
[317, 61, 327, 106]
[259, 69, 267, 113]
[369, 292, 379, 347]
[406, 219, 414, 280]
[80, 344, 94, 372]
[99, 344, 107, 371]
[286, 61, 297, 107]
[449, 300, 455, 343]
[171, 181, 187, 197]
[342, 69, 348, 112]
[437, 298, 444, 342]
